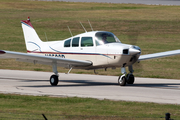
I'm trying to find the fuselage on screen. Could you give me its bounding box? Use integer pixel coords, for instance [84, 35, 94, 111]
[27, 31, 141, 69]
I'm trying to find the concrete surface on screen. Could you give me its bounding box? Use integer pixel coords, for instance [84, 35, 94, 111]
[0, 69, 180, 104]
[42, 0, 180, 6]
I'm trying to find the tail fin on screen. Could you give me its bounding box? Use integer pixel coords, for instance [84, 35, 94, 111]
[21, 17, 43, 53]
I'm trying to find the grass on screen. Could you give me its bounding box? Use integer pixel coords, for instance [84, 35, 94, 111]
[0, 93, 180, 120]
[0, 0, 180, 79]
[0, 1, 180, 119]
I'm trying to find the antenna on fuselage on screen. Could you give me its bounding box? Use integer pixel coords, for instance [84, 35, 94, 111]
[88, 19, 94, 31]
[67, 26, 73, 37]
[79, 21, 87, 33]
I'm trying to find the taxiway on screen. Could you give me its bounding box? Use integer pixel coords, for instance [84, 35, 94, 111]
[0, 69, 180, 104]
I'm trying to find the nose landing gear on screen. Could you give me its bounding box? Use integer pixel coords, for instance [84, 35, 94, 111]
[118, 66, 135, 86]
[118, 74, 127, 86]
[126, 73, 134, 84]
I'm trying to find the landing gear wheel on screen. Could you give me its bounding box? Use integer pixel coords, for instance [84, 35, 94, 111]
[50, 75, 59, 86]
[126, 74, 134, 84]
[118, 76, 127, 86]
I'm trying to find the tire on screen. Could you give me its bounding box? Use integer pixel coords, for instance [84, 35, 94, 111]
[118, 76, 126, 86]
[126, 74, 134, 84]
[50, 75, 59, 86]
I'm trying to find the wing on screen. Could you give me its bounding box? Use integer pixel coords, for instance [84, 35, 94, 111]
[138, 49, 180, 61]
[0, 50, 92, 68]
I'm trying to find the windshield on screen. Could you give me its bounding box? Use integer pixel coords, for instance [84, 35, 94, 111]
[95, 32, 121, 45]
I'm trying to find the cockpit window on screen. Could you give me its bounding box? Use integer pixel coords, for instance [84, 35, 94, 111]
[95, 32, 121, 45]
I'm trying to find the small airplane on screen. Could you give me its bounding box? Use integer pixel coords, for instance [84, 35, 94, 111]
[1, 17, 180, 86]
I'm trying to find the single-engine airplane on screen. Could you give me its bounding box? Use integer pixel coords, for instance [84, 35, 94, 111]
[0, 17, 180, 86]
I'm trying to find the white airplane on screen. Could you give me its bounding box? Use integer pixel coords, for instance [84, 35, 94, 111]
[0, 17, 180, 86]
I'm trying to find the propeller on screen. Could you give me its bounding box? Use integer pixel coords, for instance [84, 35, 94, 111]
[125, 24, 143, 74]
[126, 26, 140, 45]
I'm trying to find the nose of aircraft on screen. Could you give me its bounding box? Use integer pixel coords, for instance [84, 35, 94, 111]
[129, 46, 141, 55]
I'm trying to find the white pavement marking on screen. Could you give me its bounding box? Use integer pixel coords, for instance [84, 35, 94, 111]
[0, 69, 180, 104]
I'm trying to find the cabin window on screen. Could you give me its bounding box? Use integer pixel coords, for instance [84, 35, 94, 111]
[64, 39, 71, 47]
[81, 37, 93, 47]
[72, 37, 80, 47]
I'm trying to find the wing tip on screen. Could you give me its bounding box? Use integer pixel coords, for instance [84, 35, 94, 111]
[0, 50, 5, 54]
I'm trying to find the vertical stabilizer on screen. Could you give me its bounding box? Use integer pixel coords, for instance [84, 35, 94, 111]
[21, 17, 43, 53]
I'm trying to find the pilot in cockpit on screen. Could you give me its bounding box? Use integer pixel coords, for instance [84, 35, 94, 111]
[95, 32, 121, 45]
[102, 34, 109, 43]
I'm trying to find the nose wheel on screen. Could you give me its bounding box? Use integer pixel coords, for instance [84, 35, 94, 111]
[118, 75, 127, 86]
[126, 73, 134, 84]
[118, 66, 135, 86]
[118, 74, 135, 86]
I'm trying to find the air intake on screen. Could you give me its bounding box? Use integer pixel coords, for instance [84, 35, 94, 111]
[123, 49, 129, 54]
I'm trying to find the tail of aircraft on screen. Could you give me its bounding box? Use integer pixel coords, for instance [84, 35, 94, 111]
[21, 17, 43, 53]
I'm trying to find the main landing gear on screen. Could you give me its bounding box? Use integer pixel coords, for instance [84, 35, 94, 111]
[50, 62, 59, 86]
[118, 65, 135, 86]
[50, 75, 59, 86]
